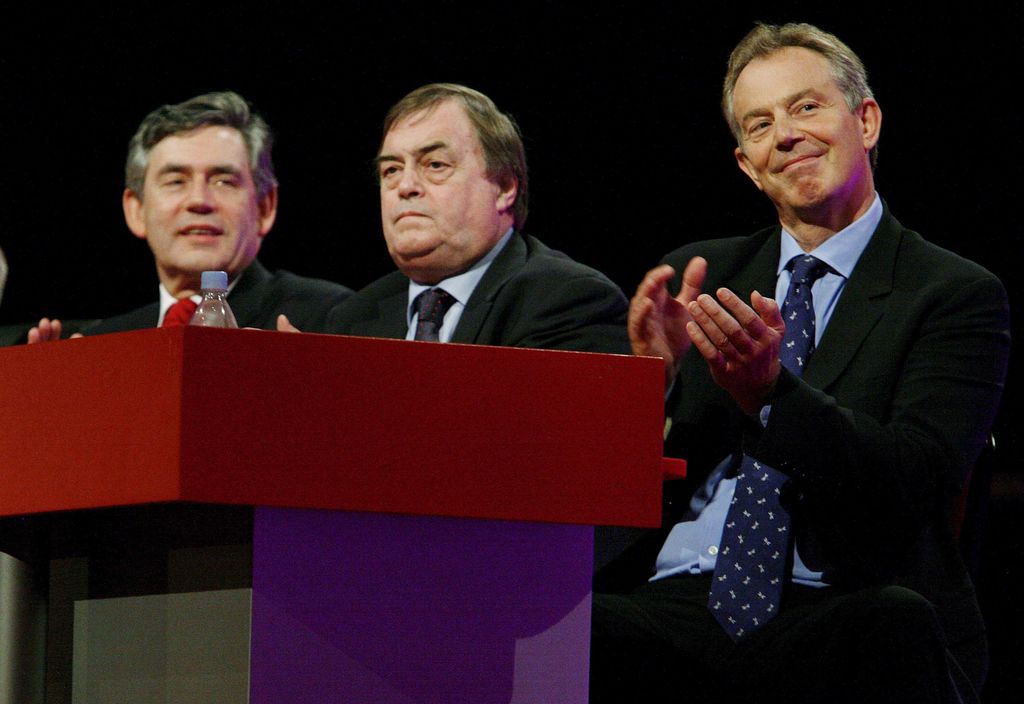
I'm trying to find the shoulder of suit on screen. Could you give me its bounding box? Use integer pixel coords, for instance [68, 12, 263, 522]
[324, 269, 407, 321]
[884, 218, 1003, 288]
[659, 225, 776, 269]
[82, 302, 159, 335]
[263, 267, 354, 301]
[516, 233, 621, 284]
[345, 269, 407, 300]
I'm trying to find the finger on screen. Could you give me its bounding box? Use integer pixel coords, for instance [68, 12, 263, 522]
[51, 319, 63, 340]
[627, 296, 655, 348]
[695, 293, 746, 346]
[70, 332, 84, 339]
[715, 288, 768, 345]
[27, 327, 40, 344]
[276, 314, 300, 333]
[631, 264, 675, 309]
[677, 256, 707, 305]
[751, 291, 784, 334]
[629, 265, 675, 345]
[688, 295, 741, 358]
[686, 320, 726, 371]
[35, 318, 53, 343]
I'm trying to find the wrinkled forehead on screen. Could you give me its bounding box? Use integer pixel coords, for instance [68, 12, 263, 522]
[732, 47, 837, 116]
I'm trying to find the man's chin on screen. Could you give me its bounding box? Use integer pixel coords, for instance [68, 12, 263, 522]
[394, 255, 448, 286]
[387, 232, 441, 259]
[390, 243, 446, 282]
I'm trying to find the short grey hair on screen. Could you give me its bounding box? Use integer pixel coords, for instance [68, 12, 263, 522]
[125, 91, 277, 200]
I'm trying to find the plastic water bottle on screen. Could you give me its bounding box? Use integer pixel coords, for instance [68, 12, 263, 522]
[190, 271, 238, 328]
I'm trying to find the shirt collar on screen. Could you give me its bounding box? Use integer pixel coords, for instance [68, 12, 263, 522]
[777, 193, 883, 278]
[406, 228, 514, 323]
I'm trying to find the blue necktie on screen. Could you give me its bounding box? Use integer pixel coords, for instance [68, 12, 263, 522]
[413, 288, 455, 342]
[708, 254, 829, 640]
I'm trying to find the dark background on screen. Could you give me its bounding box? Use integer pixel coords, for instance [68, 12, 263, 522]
[1, 3, 1021, 700]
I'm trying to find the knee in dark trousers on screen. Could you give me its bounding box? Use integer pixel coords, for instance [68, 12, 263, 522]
[734, 585, 971, 704]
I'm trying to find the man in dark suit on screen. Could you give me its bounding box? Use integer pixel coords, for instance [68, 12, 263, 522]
[592, 23, 1009, 703]
[294, 84, 628, 354]
[30, 91, 350, 341]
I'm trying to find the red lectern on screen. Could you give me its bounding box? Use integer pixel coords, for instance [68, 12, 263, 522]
[0, 328, 667, 703]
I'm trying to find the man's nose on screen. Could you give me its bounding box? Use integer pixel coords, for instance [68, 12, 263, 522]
[773, 114, 804, 150]
[186, 180, 215, 212]
[397, 168, 423, 199]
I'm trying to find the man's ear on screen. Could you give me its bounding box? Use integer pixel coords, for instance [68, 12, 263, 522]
[257, 186, 279, 237]
[858, 98, 882, 152]
[123, 189, 147, 240]
[735, 147, 764, 192]
[495, 175, 517, 215]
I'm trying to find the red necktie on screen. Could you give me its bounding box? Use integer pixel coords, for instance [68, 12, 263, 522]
[162, 298, 198, 327]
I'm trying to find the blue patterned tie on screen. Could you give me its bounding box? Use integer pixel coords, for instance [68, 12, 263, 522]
[709, 254, 829, 640]
[413, 288, 455, 342]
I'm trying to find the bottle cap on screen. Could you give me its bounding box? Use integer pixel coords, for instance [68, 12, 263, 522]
[201, 271, 229, 291]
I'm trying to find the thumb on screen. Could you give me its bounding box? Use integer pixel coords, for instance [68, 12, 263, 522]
[276, 314, 301, 333]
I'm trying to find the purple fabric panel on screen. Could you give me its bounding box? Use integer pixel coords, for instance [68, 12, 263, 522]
[250, 507, 592, 704]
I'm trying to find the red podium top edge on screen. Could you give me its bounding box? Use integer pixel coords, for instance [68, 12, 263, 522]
[0, 327, 667, 527]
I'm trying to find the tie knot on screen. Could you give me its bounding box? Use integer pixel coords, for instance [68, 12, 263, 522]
[787, 254, 828, 286]
[415, 288, 455, 324]
[413, 288, 456, 342]
[162, 298, 198, 327]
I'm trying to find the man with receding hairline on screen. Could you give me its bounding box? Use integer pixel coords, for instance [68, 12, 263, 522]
[592, 23, 1008, 703]
[313, 83, 629, 353]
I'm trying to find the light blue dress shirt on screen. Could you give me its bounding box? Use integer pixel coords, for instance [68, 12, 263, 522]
[404, 229, 514, 343]
[652, 195, 883, 587]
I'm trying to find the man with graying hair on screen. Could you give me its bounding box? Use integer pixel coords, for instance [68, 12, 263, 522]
[30, 90, 350, 341]
[592, 22, 1009, 703]
[302, 83, 629, 354]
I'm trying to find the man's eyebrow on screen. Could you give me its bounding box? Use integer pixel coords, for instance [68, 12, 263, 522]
[154, 164, 243, 176]
[739, 89, 820, 126]
[374, 141, 449, 166]
[155, 163, 192, 176]
[783, 88, 819, 106]
[208, 165, 243, 176]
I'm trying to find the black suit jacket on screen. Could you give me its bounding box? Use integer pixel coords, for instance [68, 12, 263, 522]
[84, 260, 351, 335]
[325, 234, 630, 354]
[654, 208, 1009, 679]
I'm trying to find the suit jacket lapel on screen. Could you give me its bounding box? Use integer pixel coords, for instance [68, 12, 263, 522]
[449, 234, 528, 344]
[803, 211, 899, 390]
[720, 229, 780, 308]
[118, 303, 162, 331]
[226, 260, 271, 328]
[371, 288, 410, 338]
[333, 272, 409, 339]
